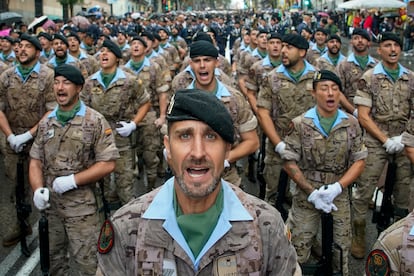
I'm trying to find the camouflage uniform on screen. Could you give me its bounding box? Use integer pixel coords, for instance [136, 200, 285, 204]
[39, 48, 54, 64]
[0, 51, 16, 66]
[81, 68, 150, 205]
[158, 43, 181, 76]
[336, 53, 378, 104]
[366, 210, 414, 275]
[245, 55, 279, 95]
[30, 102, 119, 275]
[120, 44, 131, 64]
[305, 44, 327, 66]
[187, 79, 258, 186]
[257, 62, 317, 204]
[353, 63, 414, 222]
[75, 51, 99, 77]
[97, 179, 298, 275]
[283, 108, 367, 275]
[314, 52, 346, 72]
[123, 57, 171, 191]
[47, 54, 88, 79]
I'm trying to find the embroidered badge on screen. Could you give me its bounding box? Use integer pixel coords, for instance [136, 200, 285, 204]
[92, 87, 103, 94]
[365, 249, 390, 276]
[97, 220, 114, 254]
[357, 79, 366, 90]
[104, 128, 112, 136]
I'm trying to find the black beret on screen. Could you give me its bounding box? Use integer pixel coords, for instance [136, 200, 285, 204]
[54, 64, 85, 85]
[267, 32, 283, 41]
[326, 34, 341, 44]
[352, 28, 370, 41]
[313, 70, 342, 91]
[153, 32, 162, 41]
[3, 36, 14, 44]
[302, 26, 313, 34]
[52, 33, 69, 46]
[158, 27, 170, 35]
[102, 39, 122, 58]
[141, 31, 154, 41]
[66, 32, 81, 43]
[20, 34, 42, 50]
[282, 33, 309, 50]
[192, 32, 213, 44]
[315, 27, 328, 36]
[130, 36, 147, 48]
[257, 28, 269, 36]
[190, 40, 218, 59]
[167, 89, 235, 144]
[37, 32, 53, 41]
[378, 32, 402, 48]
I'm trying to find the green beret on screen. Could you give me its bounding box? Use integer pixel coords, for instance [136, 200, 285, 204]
[190, 40, 218, 59]
[167, 89, 235, 144]
[20, 34, 42, 51]
[378, 32, 402, 48]
[326, 34, 341, 44]
[102, 39, 122, 58]
[313, 70, 342, 91]
[54, 64, 85, 85]
[352, 28, 370, 41]
[37, 32, 53, 41]
[52, 33, 69, 47]
[282, 34, 309, 50]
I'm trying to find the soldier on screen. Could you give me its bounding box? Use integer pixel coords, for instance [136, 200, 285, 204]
[117, 30, 131, 64]
[66, 32, 99, 77]
[336, 28, 378, 116]
[283, 70, 367, 276]
[81, 39, 151, 208]
[96, 88, 299, 275]
[158, 27, 181, 76]
[306, 28, 328, 65]
[237, 28, 259, 97]
[186, 40, 259, 187]
[315, 34, 346, 72]
[80, 32, 96, 56]
[29, 64, 119, 275]
[169, 24, 187, 60]
[366, 209, 414, 275]
[122, 36, 170, 192]
[352, 32, 414, 259]
[37, 32, 54, 64]
[256, 34, 317, 206]
[0, 36, 17, 65]
[0, 34, 55, 247]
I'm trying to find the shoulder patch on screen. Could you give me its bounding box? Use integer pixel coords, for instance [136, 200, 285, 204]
[98, 220, 114, 254]
[358, 79, 366, 90]
[365, 249, 390, 276]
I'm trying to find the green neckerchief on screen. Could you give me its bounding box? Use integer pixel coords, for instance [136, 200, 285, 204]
[56, 100, 81, 126]
[287, 66, 306, 83]
[355, 55, 369, 70]
[382, 63, 400, 83]
[130, 59, 144, 72]
[17, 64, 35, 80]
[2, 52, 11, 60]
[257, 49, 267, 59]
[100, 71, 116, 88]
[174, 187, 224, 259]
[44, 49, 52, 58]
[317, 45, 326, 53]
[119, 43, 126, 50]
[154, 46, 160, 52]
[83, 44, 92, 51]
[55, 56, 67, 66]
[328, 54, 340, 66]
[316, 109, 338, 135]
[270, 58, 281, 68]
[160, 42, 167, 48]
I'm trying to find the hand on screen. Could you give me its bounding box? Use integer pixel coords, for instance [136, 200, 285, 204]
[307, 190, 338, 213]
[318, 182, 342, 204]
[7, 131, 33, 153]
[383, 137, 404, 154]
[154, 116, 166, 128]
[116, 121, 136, 137]
[52, 174, 77, 194]
[275, 141, 288, 159]
[224, 159, 230, 168]
[33, 188, 50, 210]
[352, 109, 358, 118]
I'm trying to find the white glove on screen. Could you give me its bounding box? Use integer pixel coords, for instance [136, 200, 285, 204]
[352, 109, 358, 118]
[52, 174, 77, 194]
[116, 121, 136, 137]
[224, 159, 230, 168]
[383, 138, 404, 154]
[33, 187, 50, 210]
[274, 141, 287, 157]
[307, 190, 337, 213]
[318, 182, 342, 204]
[7, 131, 33, 153]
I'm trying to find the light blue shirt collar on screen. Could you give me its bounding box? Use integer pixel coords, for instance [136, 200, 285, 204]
[276, 60, 316, 82]
[40, 48, 54, 58]
[187, 78, 231, 99]
[320, 52, 346, 65]
[147, 50, 158, 59]
[125, 57, 151, 74]
[143, 178, 253, 269]
[311, 43, 327, 54]
[373, 62, 408, 79]
[91, 68, 126, 88]
[347, 53, 376, 67]
[14, 61, 41, 82]
[262, 55, 272, 66]
[48, 100, 87, 119]
[49, 52, 78, 66]
[304, 106, 348, 137]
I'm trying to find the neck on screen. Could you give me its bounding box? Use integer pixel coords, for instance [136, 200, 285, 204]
[289, 59, 305, 73]
[60, 98, 80, 112]
[69, 50, 81, 57]
[269, 55, 281, 62]
[174, 182, 221, 214]
[131, 55, 145, 62]
[382, 61, 399, 70]
[328, 52, 339, 58]
[317, 106, 337, 118]
[102, 67, 117, 74]
[354, 50, 368, 57]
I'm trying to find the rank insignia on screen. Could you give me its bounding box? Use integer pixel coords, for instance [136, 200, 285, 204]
[98, 220, 114, 254]
[92, 87, 103, 94]
[365, 249, 390, 276]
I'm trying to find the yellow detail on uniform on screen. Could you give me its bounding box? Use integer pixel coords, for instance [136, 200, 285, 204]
[104, 128, 112, 136]
[92, 87, 103, 94]
[137, 79, 143, 85]
[285, 225, 292, 242]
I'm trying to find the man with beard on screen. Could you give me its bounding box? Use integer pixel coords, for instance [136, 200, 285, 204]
[66, 32, 99, 77]
[186, 40, 259, 187]
[37, 32, 54, 64]
[122, 36, 170, 193]
[315, 34, 346, 72]
[336, 28, 378, 117]
[306, 28, 328, 65]
[257, 34, 317, 207]
[170, 25, 187, 60]
[96, 88, 299, 275]
[352, 32, 414, 259]
[81, 39, 151, 209]
[0, 34, 55, 247]
[47, 33, 88, 78]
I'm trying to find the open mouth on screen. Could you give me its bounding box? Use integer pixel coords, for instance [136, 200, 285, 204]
[326, 99, 336, 108]
[187, 167, 209, 178]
